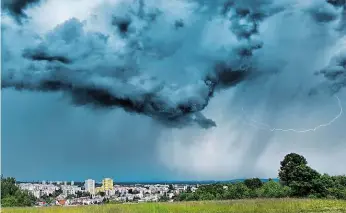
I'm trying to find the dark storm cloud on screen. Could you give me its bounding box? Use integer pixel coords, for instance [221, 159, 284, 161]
[112, 16, 132, 35]
[327, 0, 346, 7]
[310, 1, 346, 93]
[3, 0, 343, 129]
[174, 19, 184, 29]
[306, 1, 340, 23]
[325, 0, 346, 32]
[1, 55, 244, 129]
[22, 48, 72, 64]
[1, 0, 269, 129]
[2, 0, 346, 181]
[223, 4, 267, 40]
[1, 0, 42, 23]
[317, 50, 346, 93]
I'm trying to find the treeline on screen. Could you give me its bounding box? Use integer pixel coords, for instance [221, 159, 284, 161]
[175, 153, 346, 201]
[1, 176, 37, 207]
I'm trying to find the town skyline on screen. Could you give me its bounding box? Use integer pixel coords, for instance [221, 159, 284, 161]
[15, 176, 200, 206]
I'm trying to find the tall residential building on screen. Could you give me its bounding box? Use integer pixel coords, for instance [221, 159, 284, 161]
[102, 178, 113, 191]
[71, 181, 74, 186]
[84, 179, 95, 195]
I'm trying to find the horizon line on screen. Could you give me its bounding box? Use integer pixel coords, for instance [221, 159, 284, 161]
[16, 178, 279, 184]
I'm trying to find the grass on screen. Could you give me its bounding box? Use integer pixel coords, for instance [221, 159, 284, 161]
[3, 199, 346, 213]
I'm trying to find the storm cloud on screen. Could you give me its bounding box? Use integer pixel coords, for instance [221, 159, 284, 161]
[317, 47, 346, 93]
[1, 0, 43, 22]
[2, 0, 346, 180]
[1, 0, 278, 128]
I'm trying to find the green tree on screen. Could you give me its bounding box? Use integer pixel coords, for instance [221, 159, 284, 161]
[278, 153, 321, 197]
[332, 175, 346, 187]
[174, 192, 188, 201]
[1, 176, 37, 207]
[256, 180, 291, 198]
[279, 153, 308, 186]
[2, 196, 19, 207]
[40, 194, 53, 204]
[224, 183, 250, 199]
[310, 174, 335, 198]
[327, 187, 346, 199]
[194, 184, 224, 199]
[244, 178, 263, 190]
[159, 194, 170, 202]
[199, 192, 215, 200]
[185, 193, 199, 201]
[288, 165, 320, 197]
[1, 177, 18, 198]
[52, 188, 63, 197]
[168, 184, 175, 191]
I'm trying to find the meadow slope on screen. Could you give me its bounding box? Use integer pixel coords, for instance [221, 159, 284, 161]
[3, 199, 346, 213]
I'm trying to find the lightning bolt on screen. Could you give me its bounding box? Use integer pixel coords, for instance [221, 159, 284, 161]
[242, 95, 343, 133]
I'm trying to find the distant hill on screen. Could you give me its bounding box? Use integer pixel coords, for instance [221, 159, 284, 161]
[114, 178, 279, 185]
[17, 178, 279, 185]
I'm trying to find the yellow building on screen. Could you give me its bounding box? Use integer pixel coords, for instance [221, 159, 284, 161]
[102, 178, 113, 191]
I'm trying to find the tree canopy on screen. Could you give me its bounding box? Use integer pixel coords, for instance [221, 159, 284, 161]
[1, 176, 37, 207]
[279, 153, 308, 185]
[176, 153, 346, 201]
[244, 178, 263, 190]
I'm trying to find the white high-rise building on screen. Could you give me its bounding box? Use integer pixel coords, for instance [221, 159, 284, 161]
[84, 179, 95, 195]
[71, 181, 74, 186]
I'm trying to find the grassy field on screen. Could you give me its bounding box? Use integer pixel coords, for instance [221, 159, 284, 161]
[3, 199, 346, 213]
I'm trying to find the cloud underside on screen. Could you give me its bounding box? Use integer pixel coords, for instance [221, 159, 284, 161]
[1, 0, 346, 128]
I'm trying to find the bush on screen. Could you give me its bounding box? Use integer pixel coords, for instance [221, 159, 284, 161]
[332, 175, 346, 188]
[199, 193, 215, 200]
[307, 194, 319, 199]
[310, 174, 335, 198]
[244, 178, 263, 190]
[256, 181, 291, 198]
[185, 193, 199, 201]
[224, 183, 250, 199]
[1, 176, 37, 207]
[328, 187, 346, 200]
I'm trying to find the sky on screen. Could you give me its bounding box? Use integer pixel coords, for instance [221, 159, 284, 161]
[1, 0, 346, 182]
